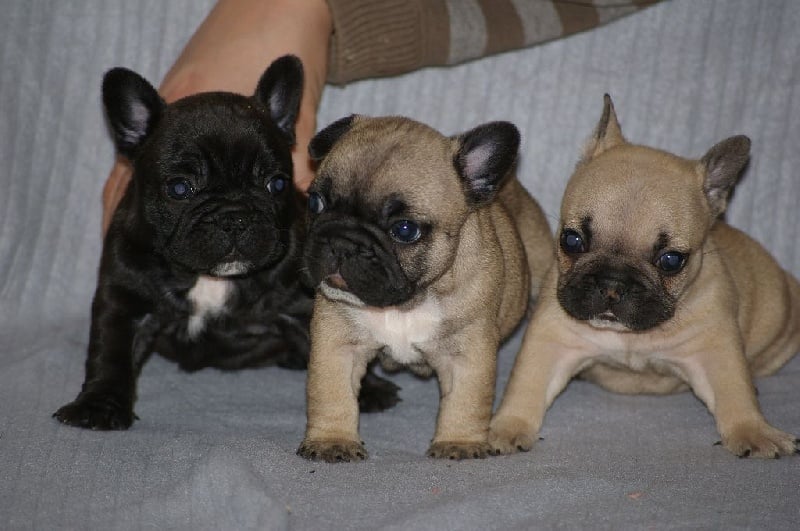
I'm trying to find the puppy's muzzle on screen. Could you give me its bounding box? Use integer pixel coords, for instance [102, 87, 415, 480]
[307, 217, 413, 307]
[576, 269, 645, 316]
[559, 264, 674, 331]
[168, 201, 281, 276]
[206, 206, 255, 235]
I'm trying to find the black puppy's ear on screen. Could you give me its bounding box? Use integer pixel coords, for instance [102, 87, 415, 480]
[699, 135, 751, 218]
[254, 55, 304, 144]
[102, 67, 165, 159]
[453, 121, 520, 206]
[308, 115, 356, 161]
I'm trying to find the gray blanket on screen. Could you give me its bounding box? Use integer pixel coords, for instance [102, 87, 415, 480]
[2, 0, 798, 529]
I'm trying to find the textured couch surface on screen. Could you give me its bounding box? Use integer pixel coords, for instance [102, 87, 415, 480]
[1, 1, 798, 529]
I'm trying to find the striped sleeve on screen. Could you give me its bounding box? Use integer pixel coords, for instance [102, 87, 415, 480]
[325, 0, 663, 85]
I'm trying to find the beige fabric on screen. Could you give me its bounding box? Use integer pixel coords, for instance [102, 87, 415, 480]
[326, 0, 663, 84]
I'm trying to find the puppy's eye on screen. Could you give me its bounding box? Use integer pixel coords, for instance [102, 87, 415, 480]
[308, 192, 326, 214]
[266, 174, 288, 195]
[389, 220, 422, 244]
[560, 229, 586, 254]
[656, 251, 686, 273]
[166, 178, 194, 200]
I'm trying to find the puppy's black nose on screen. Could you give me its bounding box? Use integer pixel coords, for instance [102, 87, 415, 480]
[217, 211, 252, 234]
[596, 277, 626, 304]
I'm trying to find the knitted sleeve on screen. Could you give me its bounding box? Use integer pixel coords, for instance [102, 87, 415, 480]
[325, 0, 662, 84]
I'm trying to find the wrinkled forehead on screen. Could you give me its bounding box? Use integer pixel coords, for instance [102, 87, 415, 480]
[163, 96, 269, 139]
[318, 122, 464, 215]
[562, 146, 709, 249]
[145, 96, 288, 166]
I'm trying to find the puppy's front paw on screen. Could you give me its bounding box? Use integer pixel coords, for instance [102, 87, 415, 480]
[488, 416, 535, 455]
[297, 439, 368, 463]
[720, 421, 798, 458]
[53, 393, 135, 430]
[426, 441, 491, 460]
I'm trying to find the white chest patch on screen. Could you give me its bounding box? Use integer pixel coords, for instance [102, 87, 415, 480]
[186, 275, 233, 338]
[348, 296, 444, 365]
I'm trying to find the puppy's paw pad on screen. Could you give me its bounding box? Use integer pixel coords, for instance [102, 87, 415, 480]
[53, 394, 134, 431]
[426, 441, 491, 460]
[721, 422, 798, 458]
[296, 439, 367, 463]
[488, 417, 535, 455]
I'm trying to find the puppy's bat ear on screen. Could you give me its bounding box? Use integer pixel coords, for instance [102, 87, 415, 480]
[699, 135, 750, 218]
[453, 121, 520, 206]
[308, 115, 356, 161]
[580, 94, 626, 164]
[102, 67, 165, 159]
[254, 55, 304, 145]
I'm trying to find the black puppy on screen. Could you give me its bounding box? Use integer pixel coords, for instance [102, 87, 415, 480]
[54, 56, 399, 430]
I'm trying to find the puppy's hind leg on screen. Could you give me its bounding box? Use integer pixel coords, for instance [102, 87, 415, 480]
[358, 361, 401, 413]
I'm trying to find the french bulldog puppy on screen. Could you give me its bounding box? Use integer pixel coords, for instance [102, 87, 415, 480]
[53, 56, 398, 430]
[296, 115, 554, 462]
[490, 95, 800, 458]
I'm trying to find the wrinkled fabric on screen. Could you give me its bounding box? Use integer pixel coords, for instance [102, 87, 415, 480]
[1, 1, 799, 529]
